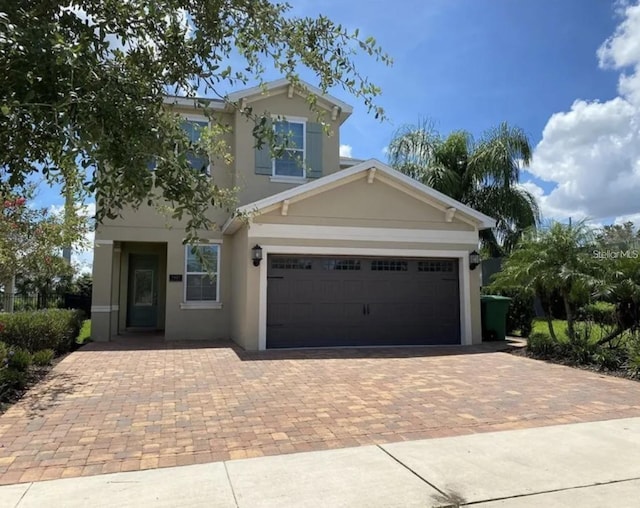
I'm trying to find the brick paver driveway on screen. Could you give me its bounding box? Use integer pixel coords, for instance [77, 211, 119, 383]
[2, 338, 640, 485]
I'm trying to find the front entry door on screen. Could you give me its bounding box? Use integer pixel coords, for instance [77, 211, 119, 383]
[127, 254, 159, 328]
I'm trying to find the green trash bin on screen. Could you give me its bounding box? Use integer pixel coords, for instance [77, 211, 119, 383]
[480, 295, 512, 341]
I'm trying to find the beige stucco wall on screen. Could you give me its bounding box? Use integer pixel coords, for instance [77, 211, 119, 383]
[94, 224, 231, 341]
[233, 92, 342, 206]
[254, 177, 475, 231]
[229, 227, 250, 349]
[104, 92, 343, 234]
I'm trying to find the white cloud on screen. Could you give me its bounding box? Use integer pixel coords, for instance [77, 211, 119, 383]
[528, 1, 640, 223]
[339, 144, 353, 158]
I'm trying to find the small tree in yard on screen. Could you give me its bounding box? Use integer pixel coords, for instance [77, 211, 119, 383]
[490, 221, 601, 341]
[0, 192, 87, 302]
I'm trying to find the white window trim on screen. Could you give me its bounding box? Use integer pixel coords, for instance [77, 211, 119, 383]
[270, 175, 309, 184]
[272, 116, 307, 179]
[180, 302, 223, 310]
[181, 114, 211, 175]
[183, 243, 221, 306]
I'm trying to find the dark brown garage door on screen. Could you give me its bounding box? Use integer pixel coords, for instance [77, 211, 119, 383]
[266, 255, 460, 348]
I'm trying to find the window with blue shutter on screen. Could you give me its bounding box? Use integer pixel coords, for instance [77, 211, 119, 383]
[254, 118, 323, 179]
[273, 120, 305, 178]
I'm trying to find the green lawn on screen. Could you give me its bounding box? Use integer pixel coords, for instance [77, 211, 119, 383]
[76, 320, 91, 344]
[531, 318, 622, 344]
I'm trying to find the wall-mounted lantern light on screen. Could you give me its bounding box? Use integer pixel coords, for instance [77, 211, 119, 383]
[251, 244, 263, 267]
[469, 250, 481, 270]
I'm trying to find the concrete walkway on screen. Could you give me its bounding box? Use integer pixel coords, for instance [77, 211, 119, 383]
[2, 417, 639, 507]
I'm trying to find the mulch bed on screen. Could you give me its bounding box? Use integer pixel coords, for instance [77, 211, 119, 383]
[0, 349, 75, 414]
[508, 345, 640, 383]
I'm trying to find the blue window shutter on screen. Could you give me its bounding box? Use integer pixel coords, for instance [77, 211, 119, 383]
[306, 122, 323, 178]
[255, 144, 272, 175]
[255, 118, 273, 175]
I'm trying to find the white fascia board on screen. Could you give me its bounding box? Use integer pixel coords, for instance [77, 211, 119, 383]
[163, 96, 226, 111]
[226, 78, 353, 114]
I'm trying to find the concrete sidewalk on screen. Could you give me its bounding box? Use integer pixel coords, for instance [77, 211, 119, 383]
[2, 417, 640, 507]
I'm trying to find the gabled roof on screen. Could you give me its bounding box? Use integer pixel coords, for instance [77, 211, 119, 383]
[222, 159, 496, 234]
[227, 78, 353, 118]
[163, 79, 354, 122]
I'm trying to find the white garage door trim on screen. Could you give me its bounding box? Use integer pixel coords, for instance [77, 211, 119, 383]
[257, 245, 472, 350]
[249, 223, 479, 245]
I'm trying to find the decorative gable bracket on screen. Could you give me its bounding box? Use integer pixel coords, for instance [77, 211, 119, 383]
[445, 207, 457, 222]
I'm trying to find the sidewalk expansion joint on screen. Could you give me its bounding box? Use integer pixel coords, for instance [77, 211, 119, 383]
[223, 461, 240, 508]
[376, 445, 456, 503]
[460, 476, 640, 506]
[14, 482, 33, 508]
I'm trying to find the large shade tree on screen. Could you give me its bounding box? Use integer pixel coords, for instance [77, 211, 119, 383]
[388, 121, 539, 256]
[0, 1, 391, 242]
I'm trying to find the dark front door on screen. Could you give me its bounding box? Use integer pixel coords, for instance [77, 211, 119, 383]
[127, 254, 159, 328]
[266, 255, 460, 348]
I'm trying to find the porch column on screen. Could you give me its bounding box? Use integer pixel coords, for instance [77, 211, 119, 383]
[91, 240, 114, 341]
[110, 244, 121, 335]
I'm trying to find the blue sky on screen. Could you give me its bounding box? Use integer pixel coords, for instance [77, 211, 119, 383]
[39, 0, 640, 269]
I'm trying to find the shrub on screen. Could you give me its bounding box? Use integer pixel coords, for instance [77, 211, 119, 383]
[626, 332, 640, 378]
[558, 323, 598, 364]
[578, 302, 617, 326]
[8, 348, 32, 371]
[504, 290, 535, 337]
[0, 368, 28, 396]
[592, 347, 625, 372]
[527, 332, 557, 357]
[0, 309, 84, 353]
[32, 349, 55, 366]
[0, 342, 7, 369]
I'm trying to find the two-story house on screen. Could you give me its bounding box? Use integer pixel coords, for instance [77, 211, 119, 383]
[91, 79, 495, 350]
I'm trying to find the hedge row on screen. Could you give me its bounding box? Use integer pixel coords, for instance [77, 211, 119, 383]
[0, 309, 85, 354]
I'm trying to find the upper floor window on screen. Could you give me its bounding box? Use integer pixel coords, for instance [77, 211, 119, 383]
[181, 118, 210, 175]
[273, 119, 306, 178]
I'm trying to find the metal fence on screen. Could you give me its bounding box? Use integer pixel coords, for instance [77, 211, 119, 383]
[0, 293, 91, 316]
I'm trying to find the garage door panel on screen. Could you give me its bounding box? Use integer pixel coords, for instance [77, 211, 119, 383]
[267, 255, 460, 348]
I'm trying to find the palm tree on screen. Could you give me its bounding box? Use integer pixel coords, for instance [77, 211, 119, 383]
[490, 221, 601, 340]
[388, 120, 540, 256]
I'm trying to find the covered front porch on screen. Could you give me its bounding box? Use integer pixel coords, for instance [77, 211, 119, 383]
[92, 241, 168, 341]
